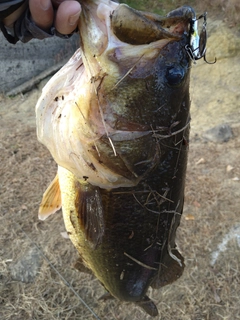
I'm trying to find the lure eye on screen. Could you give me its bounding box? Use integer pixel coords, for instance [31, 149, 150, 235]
[166, 67, 185, 86]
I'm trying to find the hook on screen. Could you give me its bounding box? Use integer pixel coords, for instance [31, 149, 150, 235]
[187, 12, 216, 64]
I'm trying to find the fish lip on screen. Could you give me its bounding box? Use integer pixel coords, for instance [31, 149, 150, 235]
[79, 3, 195, 60]
[167, 5, 196, 20]
[164, 6, 196, 38]
[111, 4, 196, 46]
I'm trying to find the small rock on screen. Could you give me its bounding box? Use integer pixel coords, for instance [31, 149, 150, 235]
[232, 177, 239, 181]
[10, 247, 43, 283]
[202, 124, 233, 143]
[193, 200, 201, 208]
[226, 165, 234, 173]
[60, 231, 69, 239]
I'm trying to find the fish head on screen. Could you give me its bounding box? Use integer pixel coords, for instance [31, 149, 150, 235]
[36, 2, 195, 189]
[78, 2, 194, 126]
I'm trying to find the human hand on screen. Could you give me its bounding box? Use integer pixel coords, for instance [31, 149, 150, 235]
[3, 0, 81, 35]
[29, 0, 81, 35]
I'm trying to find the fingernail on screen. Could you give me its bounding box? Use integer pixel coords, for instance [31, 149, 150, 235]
[68, 11, 80, 26]
[40, 0, 50, 10]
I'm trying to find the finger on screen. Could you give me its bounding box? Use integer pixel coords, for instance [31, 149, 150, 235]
[3, 3, 27, 27]
[29, 0, 54, 30]
[51, 0, 65, 8]
[55, 1, 81, 35]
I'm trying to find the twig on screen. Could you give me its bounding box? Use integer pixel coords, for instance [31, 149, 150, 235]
[124, 252, 158, 270]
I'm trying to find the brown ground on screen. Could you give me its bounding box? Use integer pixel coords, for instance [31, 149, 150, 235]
[0, 3, 240, 320]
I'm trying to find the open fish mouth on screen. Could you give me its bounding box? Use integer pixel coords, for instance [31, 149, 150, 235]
[36, 1, 195, 189]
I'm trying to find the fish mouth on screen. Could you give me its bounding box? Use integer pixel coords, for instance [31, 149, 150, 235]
[77, 2, 195, 135]
[78, 2, 195, 54]
[110, 4, 195, 45]
[36, 1, 194, 189]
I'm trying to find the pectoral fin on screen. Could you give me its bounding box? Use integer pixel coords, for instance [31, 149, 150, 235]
[135, 296, 158, 317]
[74, 257, 93, 275]
[38, 174, 62, 220]
[73, 181, 105, 248]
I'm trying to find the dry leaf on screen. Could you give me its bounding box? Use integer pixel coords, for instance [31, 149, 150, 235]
[193, 200, 201, 208]
[195, 158, 205, 165]
[226, 165, 234, 172]
[185, 214, 195, 221]
[60, 232, 70, 239]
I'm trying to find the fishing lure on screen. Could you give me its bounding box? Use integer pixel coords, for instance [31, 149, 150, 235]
[186, 12, 216, 64]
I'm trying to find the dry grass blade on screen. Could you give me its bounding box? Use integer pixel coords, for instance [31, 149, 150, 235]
[18, 226, 101, 320]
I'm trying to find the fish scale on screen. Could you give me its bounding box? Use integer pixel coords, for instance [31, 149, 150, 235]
[36, 1, 206, 316]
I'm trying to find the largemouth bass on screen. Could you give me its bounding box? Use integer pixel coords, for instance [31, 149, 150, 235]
[36, 1, 204, 316]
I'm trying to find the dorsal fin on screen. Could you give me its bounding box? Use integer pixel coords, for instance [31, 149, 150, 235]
[38, 174, 62, 220]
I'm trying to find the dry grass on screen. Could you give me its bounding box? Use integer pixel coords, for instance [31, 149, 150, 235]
[122, 0, 240, 24]
[196, 0, 240, 25]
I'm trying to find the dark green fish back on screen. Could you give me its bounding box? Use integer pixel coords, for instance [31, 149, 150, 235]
[70, 28, 191, 304]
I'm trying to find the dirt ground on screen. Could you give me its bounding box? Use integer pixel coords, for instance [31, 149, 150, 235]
[0, 3, 240, 320]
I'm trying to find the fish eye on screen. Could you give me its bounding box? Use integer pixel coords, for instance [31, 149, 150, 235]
[166, 66, 185, 87]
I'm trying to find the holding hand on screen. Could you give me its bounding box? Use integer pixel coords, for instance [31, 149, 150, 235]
[1, 0, 82, 43]
[29, 0, 81, 35]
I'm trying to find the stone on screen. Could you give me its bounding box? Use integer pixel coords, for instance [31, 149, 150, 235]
[0, 33, 79, 94]
[202, 123, 233, 143]
[10, 246, 43, 283]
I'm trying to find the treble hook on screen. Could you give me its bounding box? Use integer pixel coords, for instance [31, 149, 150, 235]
[186, 12, 216, 64]
[204, 54, 216, 64]
[199, 13, 216, 64]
